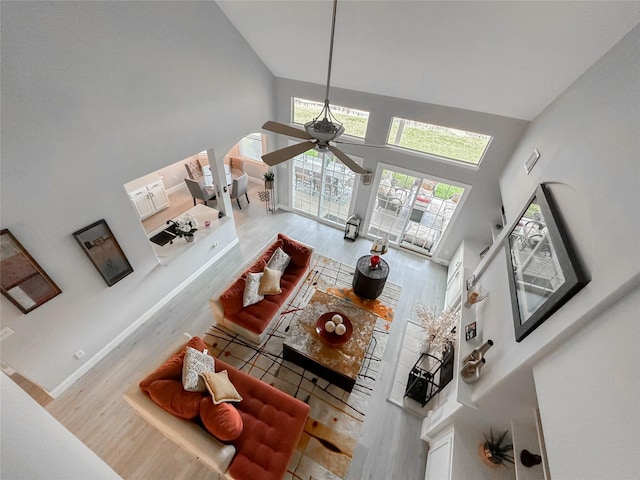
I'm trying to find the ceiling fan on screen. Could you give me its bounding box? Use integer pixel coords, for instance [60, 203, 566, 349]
[261, 0, 370, 175]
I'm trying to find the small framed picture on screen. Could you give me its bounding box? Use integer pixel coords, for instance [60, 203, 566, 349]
[1, 229, 62, 314]
[465, 322, 477, 341]
[73, 220, 133, 286]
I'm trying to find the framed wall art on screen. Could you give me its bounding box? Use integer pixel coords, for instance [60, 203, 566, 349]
[73, 220, 133, 286]
[505, 183, 589, 342]
[1, 229, 62, 314]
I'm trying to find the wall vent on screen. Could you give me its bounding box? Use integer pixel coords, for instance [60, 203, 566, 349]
[524, 149, 540, 174]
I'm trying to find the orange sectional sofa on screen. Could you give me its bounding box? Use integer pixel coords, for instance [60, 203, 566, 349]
[139, 336, 310, 480]
[210, 233, 314, 344]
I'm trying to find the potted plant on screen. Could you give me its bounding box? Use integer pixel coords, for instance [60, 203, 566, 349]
[479, 429, 514, 468]
[167, 214, 198, 243]
[263, 171, 275, 190]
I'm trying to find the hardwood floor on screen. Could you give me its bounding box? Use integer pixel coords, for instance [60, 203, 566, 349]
[141, 186, 200, 234]
[43, 181, 447, 480]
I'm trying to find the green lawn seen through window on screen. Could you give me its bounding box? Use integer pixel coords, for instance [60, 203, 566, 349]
[388, 117, 491, 165]
[292, 98, 369, 139]
[291, 99, 492, 165]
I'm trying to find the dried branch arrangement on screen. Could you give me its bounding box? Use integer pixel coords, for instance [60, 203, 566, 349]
[414, 303, 459, 356]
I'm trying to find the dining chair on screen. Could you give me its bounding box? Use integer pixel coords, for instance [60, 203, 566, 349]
[184, 178, 217, 207]
[230, 173, 250, 209]
[184, 158, 210, 185]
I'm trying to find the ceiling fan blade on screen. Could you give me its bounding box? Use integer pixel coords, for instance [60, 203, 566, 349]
[262, 141, 316, 166]
[262, 121, 312, 140]
[328, 145, 369, 174]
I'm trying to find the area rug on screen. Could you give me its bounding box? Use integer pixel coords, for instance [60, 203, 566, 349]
[203, 254, 401, 480]
[386, 318, 435, 417]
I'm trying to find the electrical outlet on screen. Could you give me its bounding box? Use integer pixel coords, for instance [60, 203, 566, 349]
[0, 327, 15, 341]
[74, 349, 85, 359]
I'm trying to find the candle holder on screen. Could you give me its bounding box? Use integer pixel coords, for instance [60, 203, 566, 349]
[369, 236, 389, 269]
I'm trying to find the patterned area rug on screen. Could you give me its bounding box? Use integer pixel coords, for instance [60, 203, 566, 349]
[204, 254, 401, 480]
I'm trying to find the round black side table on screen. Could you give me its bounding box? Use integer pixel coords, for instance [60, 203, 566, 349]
[352, 255, 389, 299]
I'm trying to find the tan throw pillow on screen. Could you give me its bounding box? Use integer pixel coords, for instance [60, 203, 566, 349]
[242, 272, 264, 307]
[266, 246, 291, 272]
[258, 266, 282, 295]
[182, 346, 215, 392]
[200, 370, 243, 405]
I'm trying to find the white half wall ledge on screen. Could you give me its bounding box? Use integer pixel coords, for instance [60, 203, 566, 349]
[48, 236, 239, 398]
[1, 373, 123, 480]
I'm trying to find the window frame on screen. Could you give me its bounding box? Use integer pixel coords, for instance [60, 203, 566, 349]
[291, 97, 370, 140]
[386, 116, 492, 167]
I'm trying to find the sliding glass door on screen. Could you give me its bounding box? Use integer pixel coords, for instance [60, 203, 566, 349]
[367, 167, 464, 256]
[291, 149, 357, 226]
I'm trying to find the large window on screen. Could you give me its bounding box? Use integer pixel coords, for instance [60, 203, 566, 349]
[387, 117, 491, 165]
[292, 97, 370, 139]
[237, 133, 263, 162]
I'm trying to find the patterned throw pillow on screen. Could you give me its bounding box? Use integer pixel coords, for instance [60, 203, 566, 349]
[200, 370, 243, 405]
[266, 246, 291, 272]
[258, 267, 282, 295]
[182, 346, 215, 392]
[242, 272, 264, 307]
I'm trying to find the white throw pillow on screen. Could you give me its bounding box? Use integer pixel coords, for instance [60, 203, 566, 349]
[182, 346, 215, 392]
[266, 247, 291, 272]
[243, 272, 264, 307]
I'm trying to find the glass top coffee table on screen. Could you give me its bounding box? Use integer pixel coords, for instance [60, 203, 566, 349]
[283, 290, 378, 392]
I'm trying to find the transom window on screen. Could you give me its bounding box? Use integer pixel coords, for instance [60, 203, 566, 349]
[387, 117, 492, 165]
[292, 97, 369, 139]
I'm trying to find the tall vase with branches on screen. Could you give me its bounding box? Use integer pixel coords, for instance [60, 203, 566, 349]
[414, 303, 459, 357]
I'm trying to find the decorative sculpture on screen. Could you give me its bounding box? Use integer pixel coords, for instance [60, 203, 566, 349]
[460, 339, 493, 384]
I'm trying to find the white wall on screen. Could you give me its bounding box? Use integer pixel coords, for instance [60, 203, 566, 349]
[461, 24, 639, 476]
[1, 373, 122, 479]
[0, 1, 273, 394]
[533, 288, 639, 479]
[271, 78, 529, 261]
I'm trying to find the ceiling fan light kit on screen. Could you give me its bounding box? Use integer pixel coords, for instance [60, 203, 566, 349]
[261, 0, 371, 177]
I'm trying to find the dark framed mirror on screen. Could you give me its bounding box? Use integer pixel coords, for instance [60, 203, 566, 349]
[1, 229, 62, 313]
[505, 184, 589, 342]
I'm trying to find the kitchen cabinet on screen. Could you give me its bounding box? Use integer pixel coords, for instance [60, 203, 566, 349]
[126, 175, 169, 221]
[444, 243, 464, 310]
[424, 427, 454, 480]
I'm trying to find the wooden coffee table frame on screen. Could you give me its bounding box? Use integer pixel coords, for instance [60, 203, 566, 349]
[283, 290, 378, 392]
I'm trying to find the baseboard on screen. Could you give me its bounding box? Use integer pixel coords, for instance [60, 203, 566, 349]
[49, 238, 239, 398]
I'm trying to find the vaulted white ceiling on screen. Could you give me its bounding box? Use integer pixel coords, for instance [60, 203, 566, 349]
[217, 1, 639, 120]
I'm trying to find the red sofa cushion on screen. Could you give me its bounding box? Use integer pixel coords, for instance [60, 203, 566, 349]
[216, 357, 310, 480]
[147, 379, 202, 420]
[278, 233, 312, 268]
[139, 336, 207, 392]
[200, 397, 244, 442]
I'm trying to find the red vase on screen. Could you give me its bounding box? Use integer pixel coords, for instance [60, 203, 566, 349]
[370, 255, 381, 269]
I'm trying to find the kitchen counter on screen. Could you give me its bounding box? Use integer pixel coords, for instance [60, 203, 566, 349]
[148, 204, 229, 265]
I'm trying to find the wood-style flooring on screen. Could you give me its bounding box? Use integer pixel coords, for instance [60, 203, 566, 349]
[42, 181, 447, 480]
